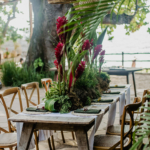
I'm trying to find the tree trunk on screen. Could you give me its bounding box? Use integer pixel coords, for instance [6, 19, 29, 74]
[26, 0, 72, 70]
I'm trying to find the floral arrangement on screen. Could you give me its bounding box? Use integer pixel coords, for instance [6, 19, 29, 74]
[44, 16, 109, 113]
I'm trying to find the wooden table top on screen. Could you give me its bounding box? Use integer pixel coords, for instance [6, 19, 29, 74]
[9, 115, 95, 125]
[102, 67, 142, 73]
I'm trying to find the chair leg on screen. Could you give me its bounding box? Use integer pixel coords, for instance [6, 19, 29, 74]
[51, 135, 55, 150]
[15, 146, 17, 150]
[9, 148, 12, 150]
[71, 131, 75, 140]
[48, 137, 52, 150]
[34, 131, 39, 150]
[61, 130, 65, 143]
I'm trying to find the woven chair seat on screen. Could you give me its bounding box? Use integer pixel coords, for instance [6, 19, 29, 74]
[94, 135, 131, 150]
[0, 133, 17, 148]
[107, 125, 129, 135]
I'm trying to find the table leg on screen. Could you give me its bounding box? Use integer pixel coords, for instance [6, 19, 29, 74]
[132, 72, 137, 97]
[126, 73, 129, 84]
[18, 123, 35, 150]
[75, 128, 89, 150]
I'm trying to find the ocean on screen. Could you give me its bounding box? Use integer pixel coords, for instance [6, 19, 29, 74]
[102, 23, 150, 69]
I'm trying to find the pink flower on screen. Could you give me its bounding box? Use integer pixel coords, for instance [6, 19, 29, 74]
[75, 61, 85, 80]
[100, 50, 105, 56]
[56, 16, 68, 43]
[55, 42, 63, 64]
[92, 45, 102, 62]
[99, 56, 104, 63]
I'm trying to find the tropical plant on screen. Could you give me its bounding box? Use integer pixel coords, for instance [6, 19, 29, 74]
[1, 61, 52, 87]
[33, 57, 44, 70]
[130, 95, 150, 150]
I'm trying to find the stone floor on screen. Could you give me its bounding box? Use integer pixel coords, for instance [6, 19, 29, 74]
[0, 73, 149, 149]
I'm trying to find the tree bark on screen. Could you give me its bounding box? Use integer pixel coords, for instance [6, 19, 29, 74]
[26, 0, 72, 70]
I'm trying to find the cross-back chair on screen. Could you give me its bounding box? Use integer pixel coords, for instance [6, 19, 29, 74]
[120, 97, 144, 125]
[107, 97, 142, 136]
[0, 87, 23, 150]
[94, 101, 142, 150]
[21, 82, 54, 150]
[41, 78, 52, 92]
[21, 82, 40, 107]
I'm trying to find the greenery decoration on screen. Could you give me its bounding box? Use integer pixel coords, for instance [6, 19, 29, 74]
[130, 101, 150, 149]
[1, 61, 53, 87]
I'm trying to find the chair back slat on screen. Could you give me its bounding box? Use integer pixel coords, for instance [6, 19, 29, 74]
[21, 82, 40, 107]
[0, 87, 23, 132]
[41, 78, 52, 92]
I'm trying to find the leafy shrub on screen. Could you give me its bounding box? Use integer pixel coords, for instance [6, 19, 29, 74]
[1, 61, 53, 87]
[74, 67, 98, 90]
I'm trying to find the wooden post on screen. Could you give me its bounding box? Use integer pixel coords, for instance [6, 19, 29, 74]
[29, 0, 33, 39]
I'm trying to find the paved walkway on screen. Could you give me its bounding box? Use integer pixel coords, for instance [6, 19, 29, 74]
[0, 74, 148, 149]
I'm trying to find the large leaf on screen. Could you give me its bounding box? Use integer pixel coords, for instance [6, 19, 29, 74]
[97, 26, 108, 45]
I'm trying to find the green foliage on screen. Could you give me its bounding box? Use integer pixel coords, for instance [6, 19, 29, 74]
[58, 95, 72, 113]
[1, 61, 52, 87]
[85, 96, 91, 106]
[147, 27, 150, 34]
[98, 0, 150, 39]
[74, 67, 98, 90]
[130, 101, 150, 149]
[44, 82, 72, 113]
[0, 2, 27, 45]
[98, 72, 110, 81]
[33, 57, 44, 70]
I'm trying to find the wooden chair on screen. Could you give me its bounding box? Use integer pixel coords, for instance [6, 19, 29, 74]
[107, 97, 142, 136]
[0, 87, 23, 150]
[41, 78, 52, 92]
[21, 82, 40, 107]
[94, 101, 142, 150]
[21, 82, 54, 150]
[120, 97, 143, 125]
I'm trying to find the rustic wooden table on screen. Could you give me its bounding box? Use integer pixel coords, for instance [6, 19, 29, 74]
[9, 115, 95, 150]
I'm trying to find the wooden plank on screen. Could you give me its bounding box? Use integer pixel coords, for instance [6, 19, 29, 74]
[75, 127, 90, 150]
[18, 123, 35, 150]
[9, 115, 94, 125]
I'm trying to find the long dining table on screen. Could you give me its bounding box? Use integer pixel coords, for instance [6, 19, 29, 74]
[9, 84, 131, 150]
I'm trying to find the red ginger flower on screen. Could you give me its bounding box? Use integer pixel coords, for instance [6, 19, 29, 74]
[75, 61, 86, 80]
[56, 16, 68, 43]
[55, 42, 63, 64]
[54, 59, 63, 75]
[92, 44, 102, 62]
[82, 40, 91, 51]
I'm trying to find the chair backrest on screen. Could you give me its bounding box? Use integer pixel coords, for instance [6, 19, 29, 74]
[111, 98, 142, 150]
[41, 78, 52, 92]
[142, 89, 150, 103]
[0, 87, 23, 132]
[21, 82, 40, 107]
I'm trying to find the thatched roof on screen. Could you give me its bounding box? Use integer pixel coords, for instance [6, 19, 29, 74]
[0, 0, 20, 5]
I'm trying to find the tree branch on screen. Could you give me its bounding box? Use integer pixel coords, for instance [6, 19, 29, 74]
[102, 0, 140, 25]
[2, 2, 17, 37]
